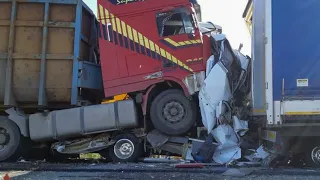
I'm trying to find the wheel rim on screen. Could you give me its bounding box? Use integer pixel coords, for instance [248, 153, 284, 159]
[162, 100, 186, 124]
[311, 146, 320, 164]
[0, 127, 10, 152]
[114, 139, 134, 160]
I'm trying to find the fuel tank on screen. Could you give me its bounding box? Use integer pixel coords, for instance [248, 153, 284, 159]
[29, 99, 139, 141]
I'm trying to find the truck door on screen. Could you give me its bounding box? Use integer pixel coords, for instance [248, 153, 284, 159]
[156, 7, 204, 72]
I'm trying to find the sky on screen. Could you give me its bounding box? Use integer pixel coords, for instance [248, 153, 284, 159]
[83, 0, 251, 56]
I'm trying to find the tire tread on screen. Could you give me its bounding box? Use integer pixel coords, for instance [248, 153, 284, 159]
[150, 89, 196, 135]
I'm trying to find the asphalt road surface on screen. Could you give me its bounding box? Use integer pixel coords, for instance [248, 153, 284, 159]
[1, 163, 320, 180]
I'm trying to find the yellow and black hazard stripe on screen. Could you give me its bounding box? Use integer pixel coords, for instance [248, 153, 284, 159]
[161, 38, 202, 49]
[97, 5, 193, 72]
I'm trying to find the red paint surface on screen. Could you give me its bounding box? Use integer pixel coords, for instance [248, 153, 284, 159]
[98, 0, 208, 98]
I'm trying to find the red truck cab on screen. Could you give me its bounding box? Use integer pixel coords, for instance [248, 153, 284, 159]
[98, 0, 211, 135]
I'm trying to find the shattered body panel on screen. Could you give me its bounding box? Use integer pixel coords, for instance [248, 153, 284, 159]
[198, 34, 252, 165]
[146, 33, 256, 165]
[199, 34, 250, 134]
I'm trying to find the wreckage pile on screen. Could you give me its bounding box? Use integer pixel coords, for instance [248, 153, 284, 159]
[147, 34, 269, 165]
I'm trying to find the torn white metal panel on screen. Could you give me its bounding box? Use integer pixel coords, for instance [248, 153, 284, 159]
[199, 95, 216, 134]
[213, 145, 241, 165]
[233, 116, 249, 137]
[233, 50, 250, 93]
[233, 50, 250, 70]
[212, 125, 239, 146]
[198, 33, 252, 164]
[205, 55, 215, 77]
[199, 33, 251, 134]
[199, 62, 232, 133]
[211, 125, 241, 164]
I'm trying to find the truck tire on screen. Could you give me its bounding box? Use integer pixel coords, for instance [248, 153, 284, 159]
[150, 89, 196, 135]
[0, 118, 24, 162]
[109, 134, 142, 163]
[305, 143, 320, 167]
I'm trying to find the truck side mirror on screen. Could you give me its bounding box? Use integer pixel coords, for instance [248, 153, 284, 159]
[188, 28, 196, 39]
[188, 32, 196, 39]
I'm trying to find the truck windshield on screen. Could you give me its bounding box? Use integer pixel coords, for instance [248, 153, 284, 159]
[156, 8, 195, 37]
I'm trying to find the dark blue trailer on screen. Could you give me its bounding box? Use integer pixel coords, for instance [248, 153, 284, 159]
[249, 0, 320, 167]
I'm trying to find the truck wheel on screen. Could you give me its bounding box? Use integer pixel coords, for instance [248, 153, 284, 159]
[109, 134, 142, 163]
[0, 118, 23, 162]
[150, 89, 196, 135]
[305, 144, 320, 167]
